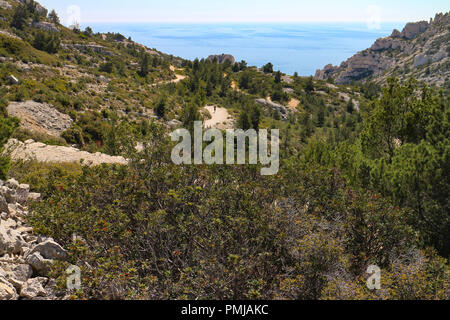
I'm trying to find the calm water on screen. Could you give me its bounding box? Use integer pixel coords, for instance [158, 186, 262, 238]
[85, 22, 404, 76]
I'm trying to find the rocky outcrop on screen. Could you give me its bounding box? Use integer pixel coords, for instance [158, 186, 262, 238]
[7, 101, 73, 137]
[207, 54, 236, 64]
[17, 0, 47, 16]
[32, 21, 59, 33]
[396, 21, 429, 39]
[255, 99, 288, 120]
[0, 179, 67, 300]
[315, 12, 450, 86]
[62, 43, 115, 56]
[4, 139, 128, 166]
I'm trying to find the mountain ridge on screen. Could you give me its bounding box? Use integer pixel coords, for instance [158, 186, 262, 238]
[315, 12, 450, 86]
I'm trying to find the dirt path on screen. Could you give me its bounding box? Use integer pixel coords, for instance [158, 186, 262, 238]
[153, 66, 187, 86]
[204, 106, 233, 130]
[288, 98, 300, 110]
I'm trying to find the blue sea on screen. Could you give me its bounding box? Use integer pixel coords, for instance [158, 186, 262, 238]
[85, 22, 405, 76]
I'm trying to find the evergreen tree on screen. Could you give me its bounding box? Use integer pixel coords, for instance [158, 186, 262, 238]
[48, 9, 60, 24]
[33, 31, 60, 54]
[263, 62, 274, 73]
[182, 103, 201, 133]
[139, 54, 150, 77]
[305, 76, 315, 93]
[11, 5, 28, 30]
[274, 71, 282, 83]
[154, 96, 166, 119]
[347, 99, 354, 114]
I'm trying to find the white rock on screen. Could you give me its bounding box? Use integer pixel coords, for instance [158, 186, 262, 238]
[16, 184, 30, 205]
[0, 276, 18, 300]
[0, 225, 26, 255]
[0, 194, 8, 214]
[25, 252, 51, 275]
[20, 277, 48, 299]
[29, 240, 68, 261]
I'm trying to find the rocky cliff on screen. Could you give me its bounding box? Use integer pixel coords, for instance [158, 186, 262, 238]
[315, 12, 450, 86]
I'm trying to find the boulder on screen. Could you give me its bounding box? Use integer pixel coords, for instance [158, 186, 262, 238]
[0, 194, 8, 214]
[32, 21, 59, 33]
[27, 192, 42, 203]
[5, 178, 19, 190]
[414, 54, 431, 67]
[255, 99, 288, 120]
[28, 240, 68, 261]
[16, 184, 30, 205]
[20, 277, 48, 299]
[1, 185, 17, 204]
[207, 54, 236, 64]
[8, 264, 33, 283]
[0, 225, 26, 255]
[0, 276, 18, 300]
[25, 252, 50, 275]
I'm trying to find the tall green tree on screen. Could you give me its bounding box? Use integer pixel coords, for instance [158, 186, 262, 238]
[138, 54, 150, 77]
[263, 62, 274, 73]
[11, 5, 28, 30]
[48, 9, 60, 24]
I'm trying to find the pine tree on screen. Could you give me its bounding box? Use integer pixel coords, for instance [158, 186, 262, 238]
[139, 54, 150, 77]
[48, 9, 60, 24]
[11, 5, 28, 30]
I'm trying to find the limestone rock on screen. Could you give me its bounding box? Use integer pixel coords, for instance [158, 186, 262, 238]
[0, 276, 18, 300]
[25, 252, 51, 275]
[255, 99, 288, 120]
[0, 224, 26, 256]
[20, 277, 48, 299]
[28, 240, 68, 261]
[4, 139, 128, 166]
[27, 192, 42, 203]
[400, 21, 429, 39]
[391, 29, 402, 38]
[0, 194, 8, 214]
[7, 101, 73, 138]
[16, 184, 30, 205]
[314, 12, 449, 85]
[32, 21, 59, 33]
[207, 54, 235, 64]
[314, 64, 338, 80]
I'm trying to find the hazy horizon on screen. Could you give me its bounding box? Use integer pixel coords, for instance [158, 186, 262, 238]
[37, 0, 449, 24]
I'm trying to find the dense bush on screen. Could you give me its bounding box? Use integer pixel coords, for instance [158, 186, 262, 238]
[25, 121, 448, 300]
[0, 99, 19, 179]
[33, 31, 60, 54]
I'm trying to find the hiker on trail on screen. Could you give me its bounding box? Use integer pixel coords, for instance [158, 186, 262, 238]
[214, 106, 217, 113]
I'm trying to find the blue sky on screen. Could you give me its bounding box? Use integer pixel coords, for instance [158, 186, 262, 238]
[37, 0, 449, 24]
